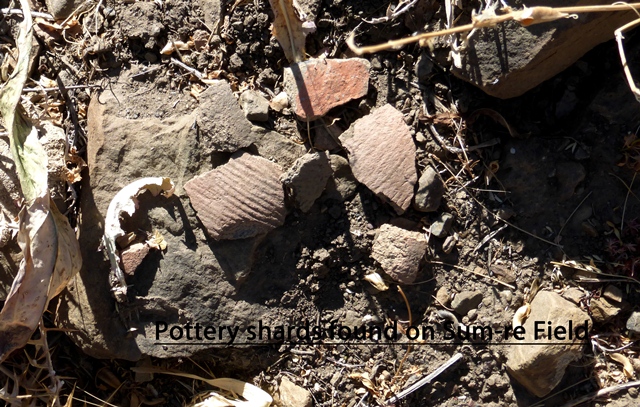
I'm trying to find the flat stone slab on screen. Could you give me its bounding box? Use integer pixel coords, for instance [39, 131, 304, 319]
[55, 81, 294, 360]
[341, 104, 417, 214]
[184, 152, 286, 240]
[197, 80, 258, 153]
[284, 58, 370, 121]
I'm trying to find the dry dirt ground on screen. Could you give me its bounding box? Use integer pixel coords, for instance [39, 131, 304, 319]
[2, 0, 640, 406]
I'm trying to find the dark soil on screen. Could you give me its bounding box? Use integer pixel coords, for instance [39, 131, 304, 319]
[1, 0, 640, 406]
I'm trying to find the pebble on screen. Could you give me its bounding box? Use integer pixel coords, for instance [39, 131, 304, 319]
[45, 0, 85, 20]
[627, 311, 640, 337]
[430, 212, 454, 238]
[324, 155, 358, 201]
[239, 90, 270, 121]
[284, 58, 370, 121]
[279, 377, 312, 407]
[270, 91, 289, 112]
[371, 224, 428, 284]
[228, 53, 243, 71]
[435, 286, 450, 306]
[341, 104, 417, 214]
[281, 151, 332, 212]
[451, 291, 483, 316]
[414, 166, 445, 212]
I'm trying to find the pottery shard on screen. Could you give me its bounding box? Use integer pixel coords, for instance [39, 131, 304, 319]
[284, 58, 370, 121]
[184, 152, 286, 240]
[196, 80, 258, 153]
[371, 224, 428, 284]
[506, 291, 591, 397]
[120, 243, 151, 276]
[342, 104, 417, 214]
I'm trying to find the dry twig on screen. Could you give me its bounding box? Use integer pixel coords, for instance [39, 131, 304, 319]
[384, 353, 464, 405]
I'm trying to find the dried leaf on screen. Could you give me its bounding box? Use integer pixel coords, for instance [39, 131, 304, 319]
[348, 372, 378, 395]
[512, 304, 530, 328]
[131, 367, 272, 407]
[268, 0, 312, 63]
[363, 272, 389, 291]
[147, 230, 167, 251]
[0, 0, 82, 362]
[610, 353, 635, 378]
[512, 7, 572, 26]
[160, 40, 192, 55]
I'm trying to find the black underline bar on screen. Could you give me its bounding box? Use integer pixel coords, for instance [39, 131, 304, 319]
[154, 342, 586, 346]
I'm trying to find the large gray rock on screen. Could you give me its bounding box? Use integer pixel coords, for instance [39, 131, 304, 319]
[56, 81, 294, 360]
[452, 0, 636, 98]
[197, 80, 258, 153]
[341, 104, 417, 214]
[252, 130, 307, 169]
[505, 291, 591, 397]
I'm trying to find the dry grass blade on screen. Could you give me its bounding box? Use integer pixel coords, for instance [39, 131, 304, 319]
[0, 0, 81, 363]
[348, 3, 640, 55]
[268, 0, 308, 63]
[130, 366, 272, 407]
[559, 379, 640, 407]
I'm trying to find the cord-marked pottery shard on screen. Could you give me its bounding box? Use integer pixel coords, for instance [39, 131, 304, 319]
[185, 152, 286, 240]
[341, 104, 417, 214]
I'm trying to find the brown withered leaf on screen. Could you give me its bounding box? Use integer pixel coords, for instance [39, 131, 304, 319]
[268, 0, 310, 63]
[610, 353, 635, 379]
[0, 0, 82, 362]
